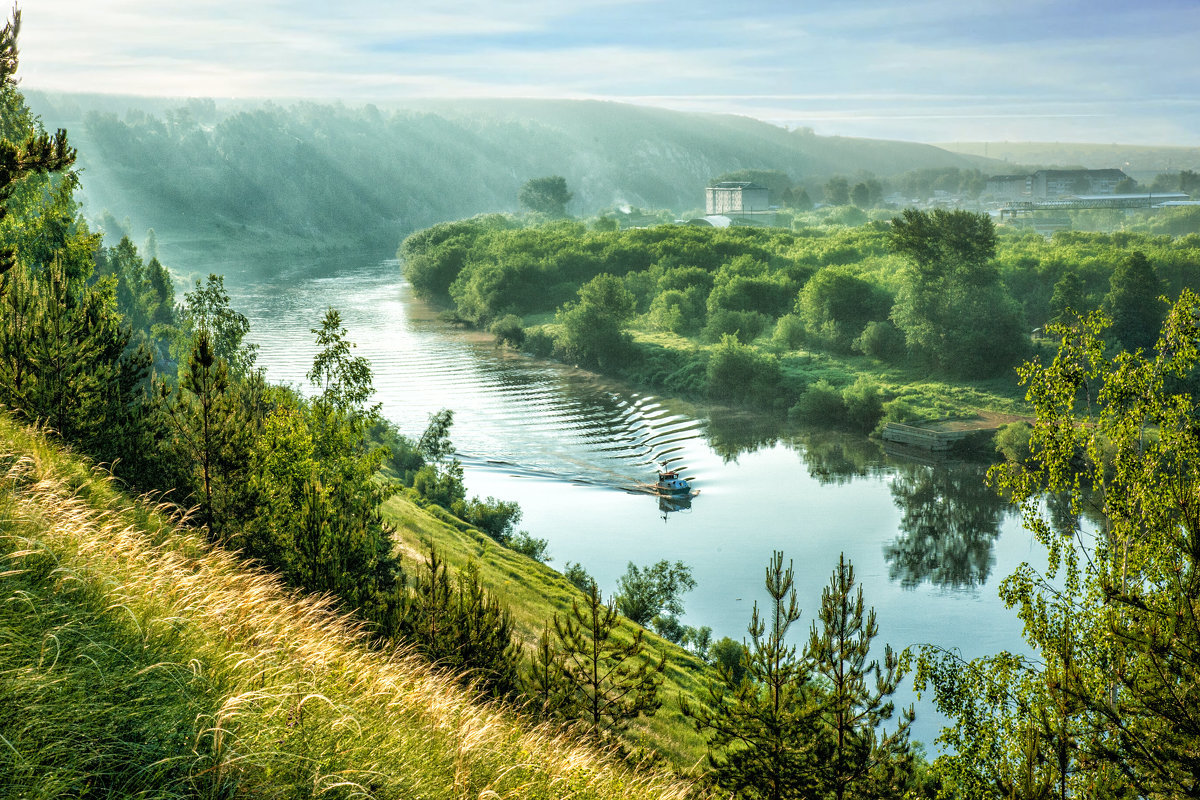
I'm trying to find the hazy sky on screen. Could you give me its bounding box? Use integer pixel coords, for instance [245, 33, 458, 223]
[19, 0, 1200, 144]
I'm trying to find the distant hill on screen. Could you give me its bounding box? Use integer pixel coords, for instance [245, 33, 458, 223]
[27, 91, 1000, 266]
[938, 141, 1200, 179]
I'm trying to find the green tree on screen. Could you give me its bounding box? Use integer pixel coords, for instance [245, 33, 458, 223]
[555, 273, 636, 369]
[518, 175, 572, 217]
[682, 551, 824, 800]
[308, 307, 378, 418]
[400, 544, 521, 699]
[179, 274, 257, 378]
[809, 554, 914, 800]
[850, 182, 871, 208]
[797, 269, 890, 352]
[0, 8, 75, 280]
[169, 330, 240, 540]
[613, 559, 696, 627]
[824, 176, 850, 206]
[919, 294, 1200, 797]
[1101, 249, 1164, 352]
[542, 583, 665, 736]
[1048, 269, 1086, 325]
[889, 208, 1027, 377]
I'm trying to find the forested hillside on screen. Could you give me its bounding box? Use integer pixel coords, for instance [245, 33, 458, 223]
[26, 91, 997, 264]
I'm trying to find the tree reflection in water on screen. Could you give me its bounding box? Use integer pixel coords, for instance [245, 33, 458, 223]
[884, 459, 1011, 589]
[798, 431, 885, 485]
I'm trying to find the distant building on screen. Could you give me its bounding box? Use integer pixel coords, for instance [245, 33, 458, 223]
[704, 181, 774, 225]
[706, 181, 770, 215]
[985, 174, 1031, 200]
[1031, 169, 1128, 199]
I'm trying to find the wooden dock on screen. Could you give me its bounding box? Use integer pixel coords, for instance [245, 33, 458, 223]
[881, 422, 978, 451]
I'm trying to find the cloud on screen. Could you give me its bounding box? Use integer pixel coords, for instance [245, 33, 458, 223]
[15, 1, 1200, 144]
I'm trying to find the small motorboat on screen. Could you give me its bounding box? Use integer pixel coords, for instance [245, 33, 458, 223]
[656, 468, 692, 495]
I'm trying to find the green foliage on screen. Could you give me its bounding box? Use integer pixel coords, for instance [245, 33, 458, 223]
[308, 306, 378, 417]
[918, 293, 1200, 797]
[707, 637, 748, 685]
[562, 561, 597, 593]
[179, 273, 258, 378]
[682, 551, 824, 800]
[456, 495, 523, 543]
[488, 313, 525, 347]
[1101, 249, 1165, 352]
[518, 175, 572, 217]
[890, 209, 1028, 377]
[555, 273, 637, 369]
[840, 376, 884, 433]
[808, 554, 914, 800]
[798, 269, 891, 352]
[400, 544, 521, 699]
[790, 379, 846, 426]
[705, 334, 782, 408]
[507, 529, 551, 563]
[614, 559, 696, 627]
[853, 319, 907, 361]
[992, 420, 1033, 464]
[771, 313, 806, 350]
[1048, 269, 1086, 325]
[538, 583, 666, 736]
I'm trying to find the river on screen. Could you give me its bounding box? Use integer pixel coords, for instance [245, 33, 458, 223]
[224, 254, 1038, 751]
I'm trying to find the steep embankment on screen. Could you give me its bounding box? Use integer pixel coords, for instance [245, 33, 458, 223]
[0, 411, 694, 798]
[26, 91, 999, 267]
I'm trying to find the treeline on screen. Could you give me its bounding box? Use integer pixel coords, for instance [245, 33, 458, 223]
[400, 213, 1200, 424]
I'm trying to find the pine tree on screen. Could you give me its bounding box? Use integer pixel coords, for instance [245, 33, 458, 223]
[0, 8, 76, 281]
[549, 582, 665, 737]
[808, 553, 914, 800]
[682, 551, 824, 800]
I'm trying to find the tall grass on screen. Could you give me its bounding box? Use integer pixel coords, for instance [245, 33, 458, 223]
[0, 414, 695, 799]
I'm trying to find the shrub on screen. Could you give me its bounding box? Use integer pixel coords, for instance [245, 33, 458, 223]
[488, 314, 525, 347]
[788, 379, 846, 425]
[523, 327, 557, 358]
[703, 309, 771, 343]
[457, 496, 523, 543]
[841, 377, 884, 432]
[853, 319, 907, 361]
[772, 314, 806, 350]
[508, 530, 551, 562]
[881, 398, 922, 426]
[706, 335, 782, 407]
[994, 421, 1033, 464]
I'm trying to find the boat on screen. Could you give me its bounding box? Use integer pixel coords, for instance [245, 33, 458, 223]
[655, 468, 692, 495]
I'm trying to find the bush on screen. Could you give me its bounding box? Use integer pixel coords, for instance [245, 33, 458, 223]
[562, 561, 596, 593]
[457, 495, 523, 543]
[488, 314, 525, 347]
[413, 463, 466, 509]
[708, 637, 748, 684]
[772, 314, 806, 350]
[703, 309, 771, 343]
[853, 319, 907, 361]
[881, 397, 922, 426]
[841, 377, 884, 432]
[994, 421, 1033, 464]
[705, 335, 782, 407]
[523, 327, 557, 358]
[508, 530, 551, 562]
[789, 379, 846, 425]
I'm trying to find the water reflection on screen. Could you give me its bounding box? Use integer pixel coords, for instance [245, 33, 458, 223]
[884, 459, 1011, 589]
[798, 431, 885, 485]
[657, 492, 693, 516]
[705, 409, 782, 462]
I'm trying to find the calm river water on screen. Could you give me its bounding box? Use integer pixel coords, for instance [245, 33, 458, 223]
[224, 255, 1038, 750]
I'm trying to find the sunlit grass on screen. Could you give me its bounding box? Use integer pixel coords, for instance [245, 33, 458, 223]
[0, 412, 697, 798]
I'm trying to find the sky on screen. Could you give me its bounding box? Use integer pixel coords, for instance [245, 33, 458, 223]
[18, 0, 1200, 144]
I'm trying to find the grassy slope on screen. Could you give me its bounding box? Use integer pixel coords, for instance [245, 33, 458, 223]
[0, 411, 696, 798]
[382, 492, 712, 767]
